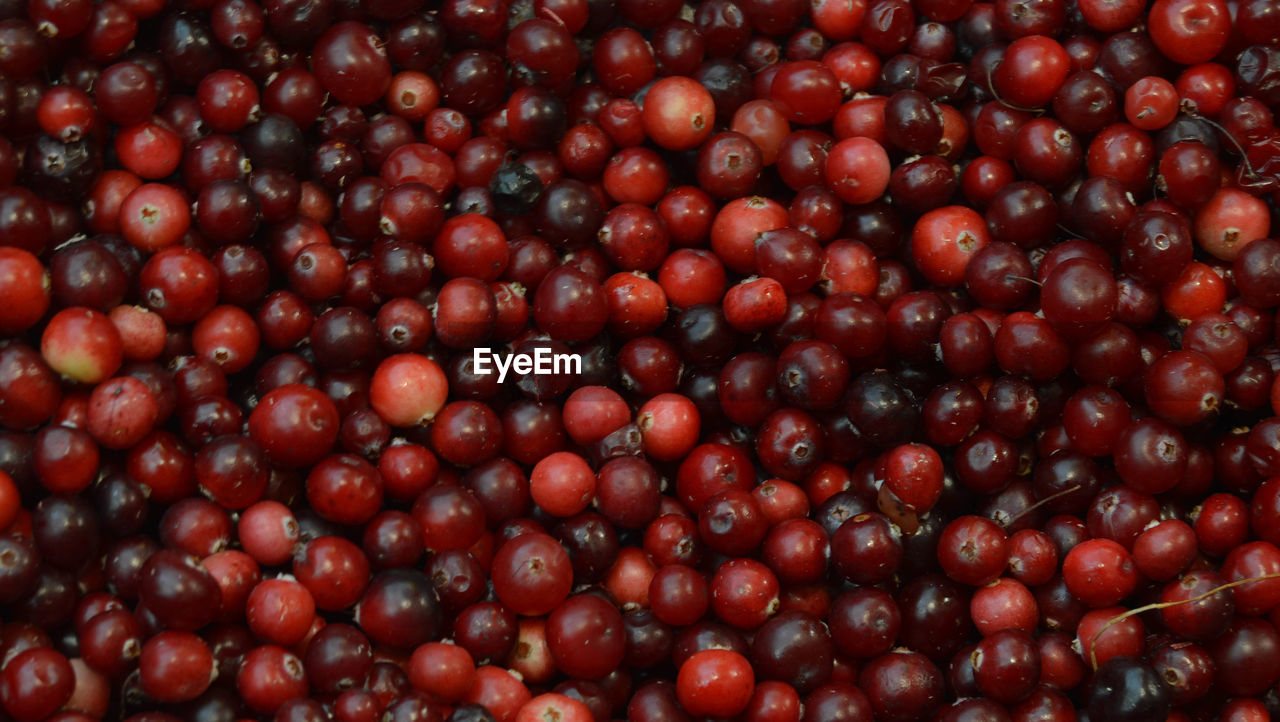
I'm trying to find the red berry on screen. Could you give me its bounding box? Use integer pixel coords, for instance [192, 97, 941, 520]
[676, 649, 755, 718]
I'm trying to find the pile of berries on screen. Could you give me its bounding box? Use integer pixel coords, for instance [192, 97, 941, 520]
[1, 0, 1280, 719]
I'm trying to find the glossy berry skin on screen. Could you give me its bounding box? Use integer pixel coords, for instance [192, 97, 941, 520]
[356, 570, 442, 650]
[711, 558, 781, 630]
[1084, 611, 1145, 685]
[770, 61, 841, 125]
[994, 36, 1070, 108]
[1063, 539, 1139, 608]
[937, 516, 1009, 587]
[881, 444, 944, 512]
[312, 22, 393, 107]
[237, 645, 310, 715]
[859, 650, 945, 721]
[119, 183, 191, 253]
[248, 384, 340, 468]
[0, 648, 74, 721]
[0, 248, 50, 335]
[637, 393, 701, 462]
[85, 375, 158, 450]
[971, 628, 1040, 704]
[911, 206, 990, 287]
[307, 453, 384, 526]
[724, 278, 787, 332]
[247, 578, 317, 646]
[1084, 656, 1172, 722]
[533, 266, 609, 343]
[137, 548, 222, 631]
[1113, 418, 1186, 494]
[643, 77, 715, 151]
[370, 354, 449, 428]
[1041, 258, 1117, 340]
[530, 452, 595, 518]
[138, 631, 215, 703]
[832, 513, 902, 585]
[516, 693, 594, 722]
[1148, 0, 1230, 65]
[826, 137, 890, 205]
[95, 62, 157, 126]
[676, 649, 755, 718]
[1143, 350, 1224, 427]
[545, 594, 626, 680]
[41, 307, 123, 385]
[491, 533, 573, 617]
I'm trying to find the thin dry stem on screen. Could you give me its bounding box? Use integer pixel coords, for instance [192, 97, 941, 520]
[1087, 572, 1280, 669]
[985, 73, 1044, 116]
[1001, 484, 1082, 528]
[1003, 274, 1043, 287]
[1181, 106, 1262, 182]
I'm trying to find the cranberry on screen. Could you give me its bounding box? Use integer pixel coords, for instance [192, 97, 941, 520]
[1063, 538, 1140, 608]
[938, 515, 1010, 587]
[642, 77, 715, 152]
[247, 384, 340, 469]
[138, 630, 214, 703]
[138, 550, 221, 632]
[859, 650, 944, 721]
[356, 570, 442, 650]
[0, 648, 74, 721]
[0, 248, 49, 335]
[881, 443, 944, 512]
[546, 593, 626, 680]
[237, 644, 310, 715]
[676, 649, 754, 718]
[369, 354, 448, 428]
[1085, 656, 1171, 722]
[491, 533, 572, 617]
[826, 137, 890, 205]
